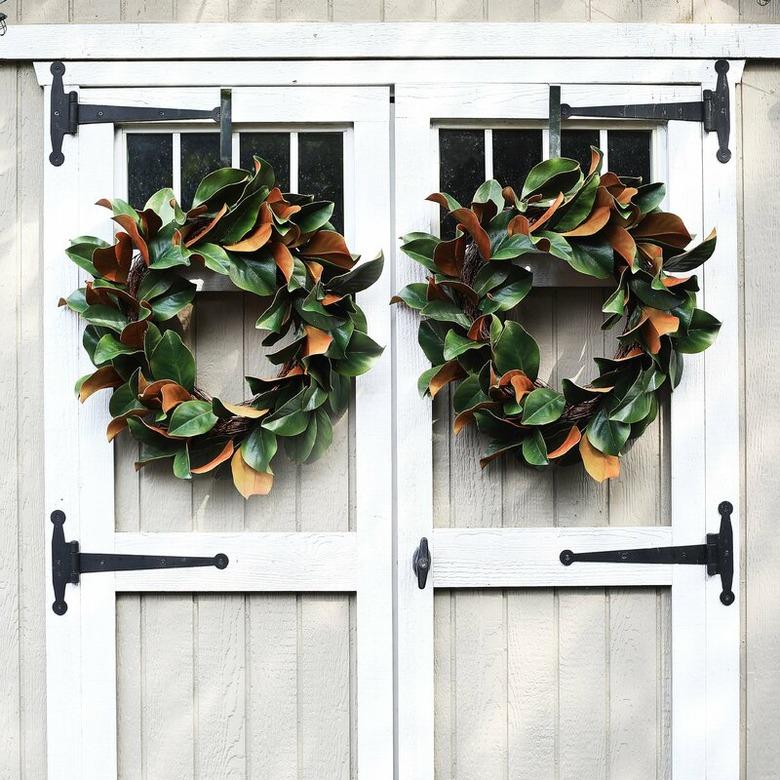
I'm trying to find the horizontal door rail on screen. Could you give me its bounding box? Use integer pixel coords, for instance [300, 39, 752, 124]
[107, 531, 358, 592]
[431, 526, 675, 588]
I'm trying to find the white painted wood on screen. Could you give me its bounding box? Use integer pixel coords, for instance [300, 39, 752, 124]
[395, 75, 742, 778]
[6, 22, 780, 60]
[43, 80, 85, 780]
[33, 58, 724, 88]
[352, 101, 394, 778]
[432, 527, 674, 587]
[113, 532, 358, 591]
[44, 84, 392, 779]
[702, 58, 743, 780]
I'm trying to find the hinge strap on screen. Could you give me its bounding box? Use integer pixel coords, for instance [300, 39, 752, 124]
[557, 59, 731, 164]
[50, 511, 228, 615]
[49, 61, 220, 166]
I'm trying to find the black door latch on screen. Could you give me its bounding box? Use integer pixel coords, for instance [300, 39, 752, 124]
[560, 501, 735, 606]
[412, 537, 431, 590]
[50, 510, 228, 615]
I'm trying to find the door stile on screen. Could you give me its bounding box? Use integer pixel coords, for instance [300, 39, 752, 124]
[44, 80, 84, 780]
[394, 108, 436, 780]
[44, 100, 120, 777]
[702, 59, 744, 780]
[667, 117, 709, 778]
[353, 107, 394, 778]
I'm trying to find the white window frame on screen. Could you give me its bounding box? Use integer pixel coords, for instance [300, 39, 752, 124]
[29, 38, 747, 780]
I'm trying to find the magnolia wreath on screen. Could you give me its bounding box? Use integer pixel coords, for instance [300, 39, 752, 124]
[61, 158, 383, 498]
[394, 148, 720, 482]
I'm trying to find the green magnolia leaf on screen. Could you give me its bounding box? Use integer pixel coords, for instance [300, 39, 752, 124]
[240, 425, 278, 473]
[663, 230, 717, 273]
[452, 373, 487, 413]
[93, 334, 139, 365]
[293, 201, 335, 234]
[193, 243, 231, 274]
[66, 238, 108, 276]
[262, 409, 310, 436]
[391, 283, 428, 310]
[443, 330, 485, 361]
[191, 168, 249, 209]
[418, 320, 448, 365]
[473, 264, 511, 298]
[329, 253, 383, 295]
[567, 240, 614, 279]
[493, 321, 540, 379]
[472, 179, 504, 215]
[482, 270, 533, 312]
[674, 308, 721, 353]
[81, 304, 127, 332]
[149, 330, 196, 390]
[633, 182, 666, 215]
[172, 446, 191, 479]
[227, 254, 277, 296]
[334, 331, 384, 376]
[285, 414, 319, 463]
[328, 372, 351, 419]
[218, 189, 268, 244]
[522, 157, 582, 200]
[149, 282, 196, 321]
[602, 284, 626, 316]
[629, 276, 682, 310]
[144, 187, 183, 226]
[399, 233, 439, 272]
[491, 233, 537, 261]
[167, 399, 218, 437]
[306, 408, 334, 463]
[551, 173, 600, 232]
[109, 370, 143, 418]
[521, 388, 565, 426]
[586, 406, 630, 456]
[421, 300, 472, 329]
[522, 429, 549, 466]
[61, 289, 88, 314]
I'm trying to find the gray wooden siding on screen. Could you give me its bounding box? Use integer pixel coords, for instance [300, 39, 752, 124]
[432, 289, 671, 778]
[1, 4, 778, 779]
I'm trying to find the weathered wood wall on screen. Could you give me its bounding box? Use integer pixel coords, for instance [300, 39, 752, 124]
[1, 2, 778, 779]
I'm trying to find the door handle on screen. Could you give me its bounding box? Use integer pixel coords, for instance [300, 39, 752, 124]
[412, 537, 431, 590]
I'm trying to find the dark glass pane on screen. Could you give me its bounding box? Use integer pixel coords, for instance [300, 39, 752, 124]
[126, 133, 172, 209]
[180, 132, 220, 210]
[240, 132, 290, 190]
[439, 129, 484, 237]
[299, 132, 344, 234]
[608, 130, 652, 183]
[561, 129, 600, 174]
[492, 129, 543, 193]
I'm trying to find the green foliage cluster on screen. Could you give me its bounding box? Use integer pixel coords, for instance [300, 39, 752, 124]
[63, 158, 383, 497]
[394, 148, 720, 482]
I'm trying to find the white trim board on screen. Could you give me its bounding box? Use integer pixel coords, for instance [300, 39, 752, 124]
[5, 22, 780, 61]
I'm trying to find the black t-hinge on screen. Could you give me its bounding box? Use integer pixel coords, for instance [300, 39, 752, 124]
[50, 510, 228, 615]
[560, 60, 731, 164]
[48, 61, 222, 167]
[560, 501, 735, 606]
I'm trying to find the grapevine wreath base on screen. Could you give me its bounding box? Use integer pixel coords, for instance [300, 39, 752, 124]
[61, 158, 383, 498]
[394, 148, 720, 482]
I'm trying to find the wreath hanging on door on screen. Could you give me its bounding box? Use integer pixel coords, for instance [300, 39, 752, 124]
[60, 158, 383, 497]
[393, 148, 720, 482]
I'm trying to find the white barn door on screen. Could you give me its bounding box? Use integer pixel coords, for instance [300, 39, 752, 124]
[43, 83, 392, 778]
[395, 69, 740, 779]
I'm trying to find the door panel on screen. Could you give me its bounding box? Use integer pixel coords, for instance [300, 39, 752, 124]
[395, 78, 738, 780]
[44, 85, 391, 779]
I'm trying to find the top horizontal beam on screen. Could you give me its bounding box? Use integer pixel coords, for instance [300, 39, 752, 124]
[3, 22, 780, 61]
